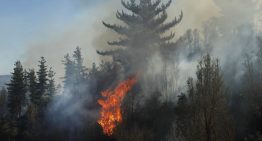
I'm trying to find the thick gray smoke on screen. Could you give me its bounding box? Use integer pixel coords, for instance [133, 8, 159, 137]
[154, 0, 262, 98]
[43, 0, 262, 134]
[90, 0, 262, 102]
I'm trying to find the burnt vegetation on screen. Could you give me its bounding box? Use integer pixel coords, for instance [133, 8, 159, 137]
[0, 0, 262, 141]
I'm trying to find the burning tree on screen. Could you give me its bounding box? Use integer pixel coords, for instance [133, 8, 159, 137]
[97, 0, 183, 71]
[95, 0, 183, 137]
[97, 76, 137, 136]
[96, 0, 183, 138]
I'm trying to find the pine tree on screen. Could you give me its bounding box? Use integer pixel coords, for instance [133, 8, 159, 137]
[6, 61, 27, 119]
[28, 69, 39, 106]
[73, 47, 87, 96]
[35, 57, 49, 118]
[63, 47, 87, 95]
[73, 47, 86, 78]
[90, 63, 98, 76]
[37, 57, 48, 97]
[97, 0, 183, 68]
[0, 87, 7, 117]
[27, 69, 39, 130]
[63, 54, 75, 93]
[23, 69, 29, 91]
[47, 67, 56, 97]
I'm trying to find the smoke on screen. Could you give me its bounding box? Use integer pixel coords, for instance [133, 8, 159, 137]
[47, 89, 98, 127]
[18, 0, 262, 139]
[21, 0, 221, 83]
[21, 0, 262, 85]
[139, 0, 262, 99]
[22, 0, 120, 84]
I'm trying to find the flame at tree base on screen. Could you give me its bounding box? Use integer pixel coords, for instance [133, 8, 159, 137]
[97, 75, 137, 136]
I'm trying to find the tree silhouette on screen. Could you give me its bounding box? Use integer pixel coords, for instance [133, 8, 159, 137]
[7, 61, 27, 119]
[97, 0, 182, 70]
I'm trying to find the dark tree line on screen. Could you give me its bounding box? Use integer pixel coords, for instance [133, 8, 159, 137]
[0, 57, 56, 140]
[175, 55, 234, 141]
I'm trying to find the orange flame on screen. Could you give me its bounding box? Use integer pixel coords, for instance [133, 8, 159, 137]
[97, 75, 137, 136]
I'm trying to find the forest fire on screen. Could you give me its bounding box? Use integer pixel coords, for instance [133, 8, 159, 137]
[97, 75, 137, 136]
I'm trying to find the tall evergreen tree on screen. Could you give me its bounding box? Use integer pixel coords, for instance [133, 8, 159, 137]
[73, 47, 86, 78]
[28, 69, 39, 106]
[6, 61, 27, 119]
[0, 87, 7, 117]
[23, 70, 29, 91]
[35, 57, 49, 118]
[63, 54, 75, 93]
[97, 0, 183, 69]
[63, 47, 87, 95]
[37, 57, 48, 97]
[73, 47, 87, 96]
[47, 67, 56, 97]
[27, 69, 39, 130]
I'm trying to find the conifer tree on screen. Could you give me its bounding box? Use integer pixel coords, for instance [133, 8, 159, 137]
[27, 69, 39, 128]
[73, 47, 86, 78]
[28, 69, 38, 105]
[63, 47, 87, 95]
[0, 87, 7, 117]
[6, 61, 27, 119]
[35, 57, 49, 117]
[23, 70, 29, 91]
[63, 54, 75, 93]
[73, 47, 87, 96]
[97, 0, 183, 68]
[37, 57, 48, 97]
[47, 67, 56, 97]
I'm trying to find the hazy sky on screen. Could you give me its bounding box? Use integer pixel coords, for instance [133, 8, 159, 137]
[0, 0, 106, 75]
[0, 0, 224, 77]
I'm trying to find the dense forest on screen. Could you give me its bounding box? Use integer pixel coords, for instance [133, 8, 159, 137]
[0, 0, 262, 141]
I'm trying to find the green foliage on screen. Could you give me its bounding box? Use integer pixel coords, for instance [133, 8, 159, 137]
[47, 67, 56, 97]
[0, 87, 7, 117]
[37, 57, 48, 96]
[28, 69, 39, 106]
[7, 61, 27, 119]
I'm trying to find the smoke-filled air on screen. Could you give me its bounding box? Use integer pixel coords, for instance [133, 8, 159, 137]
[0, 0, 262, 141]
